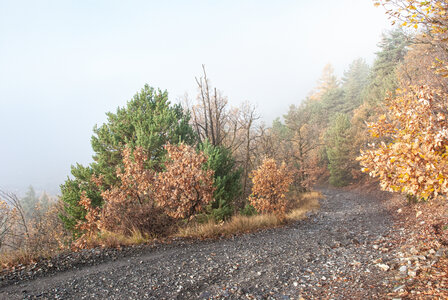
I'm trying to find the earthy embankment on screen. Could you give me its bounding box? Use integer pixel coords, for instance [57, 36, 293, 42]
[0, 187, 442, 299]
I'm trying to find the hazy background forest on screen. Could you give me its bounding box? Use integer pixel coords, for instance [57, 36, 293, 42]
[0, 0, 390, 195]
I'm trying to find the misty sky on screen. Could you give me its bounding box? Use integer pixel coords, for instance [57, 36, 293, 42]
[0, 0, 391, 195]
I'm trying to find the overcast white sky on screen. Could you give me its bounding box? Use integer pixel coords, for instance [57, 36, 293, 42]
[0, 0, 391, 195]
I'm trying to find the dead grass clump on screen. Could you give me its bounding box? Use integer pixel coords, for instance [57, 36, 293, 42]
[1, 249, 40, 270]
[176, 214, 281, 239]
[178, 191, 322, 239]
[74, 228, 150, 249]
[286, 191, 321, 221]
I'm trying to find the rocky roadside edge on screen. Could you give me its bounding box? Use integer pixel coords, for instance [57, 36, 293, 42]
[339, 183, 448, 299]
[0, 238, 191, 288]
[386, 197, 448, 299]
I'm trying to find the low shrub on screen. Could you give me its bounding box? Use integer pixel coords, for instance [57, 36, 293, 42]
[249, 158, 293, 219]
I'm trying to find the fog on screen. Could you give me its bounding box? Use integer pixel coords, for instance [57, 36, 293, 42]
[0, 0, 390, 195]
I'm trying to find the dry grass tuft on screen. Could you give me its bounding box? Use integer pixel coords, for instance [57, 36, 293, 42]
[177, 214, 281, 239]
[177, 191, 322, 239]
[74, 229, 150, 249]
[286, 191, 321, 221]
[1, 249, 40, 270]
[0, 243, 68, 271]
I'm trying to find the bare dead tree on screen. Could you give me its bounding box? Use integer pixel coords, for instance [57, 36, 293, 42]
[239, 102, 261, 195]
[192, 65, 230, 147]
[255, 124, 276, 161]
[186, 66, 264, 200]
[0, 189, 29, 251]
[0, 200, 12, 250]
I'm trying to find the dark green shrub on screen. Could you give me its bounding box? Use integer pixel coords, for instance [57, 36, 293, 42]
[240, 203, 257, 216]
[200, 140, 242, 221]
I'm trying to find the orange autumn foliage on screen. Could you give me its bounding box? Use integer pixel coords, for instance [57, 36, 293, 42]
[76, 191, 101, 235]
[249, 158, 293, 219]
[0, 198, 21, 250]
[155, 143, 215, 219]
[358, 85, 448, 199]
[97, 146, 170, 236]
[75, 143, 215, 241]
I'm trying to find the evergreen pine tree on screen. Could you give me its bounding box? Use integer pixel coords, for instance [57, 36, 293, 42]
[342, 58, 370, 113]
[60, 84, 197, 233]
[364, 29, 409, 105]
[199, 140, 242, 221]
[326, 113, 352, 187]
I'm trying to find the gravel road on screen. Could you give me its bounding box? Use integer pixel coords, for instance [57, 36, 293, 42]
[0, 187, 401, 299]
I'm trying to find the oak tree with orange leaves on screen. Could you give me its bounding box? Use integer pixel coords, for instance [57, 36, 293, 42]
[155, 143, 215, 219]
[76, 143, 215, 238]
[248, 158, 293, 219]
[95, 146, 171, 236]
[76, 191, 101, 235]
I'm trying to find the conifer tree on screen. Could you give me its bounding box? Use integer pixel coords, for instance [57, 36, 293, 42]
[342, 58, 370, 113]
[364, 29, 409, 105]
[309, 64, 340, 101]
[199, 140, 242, 220]
[60, 84, 197, 233]
[326, 113, 352, 187]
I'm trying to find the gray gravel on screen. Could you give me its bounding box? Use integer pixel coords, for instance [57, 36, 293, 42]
[0, 187, 401, 299]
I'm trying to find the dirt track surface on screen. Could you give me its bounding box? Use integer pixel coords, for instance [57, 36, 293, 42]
[0, 187, 401, 299]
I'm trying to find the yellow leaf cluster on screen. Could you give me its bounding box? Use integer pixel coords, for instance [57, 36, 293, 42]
[358, 85, 448, 199]
[378, 0, 448, 36]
